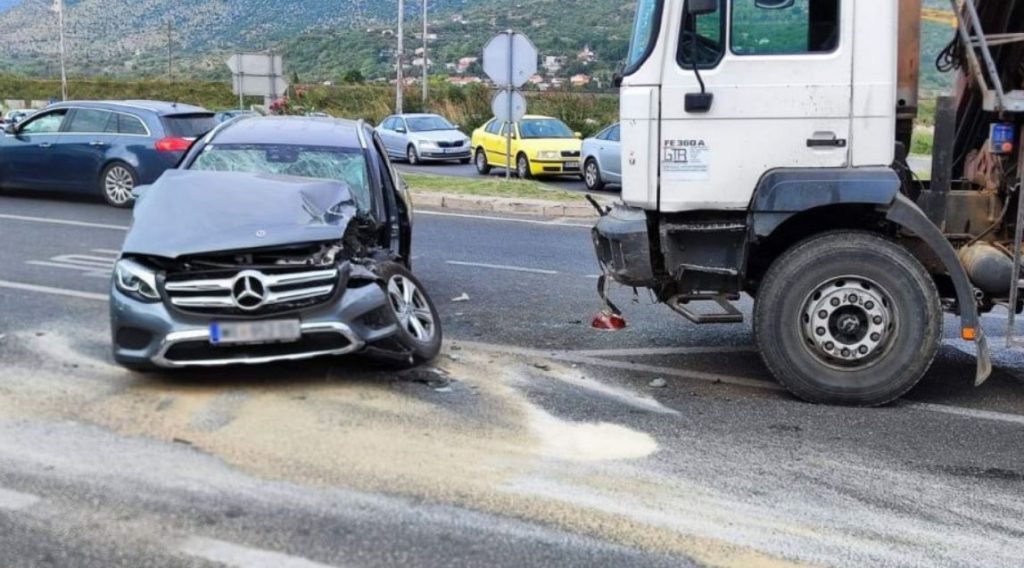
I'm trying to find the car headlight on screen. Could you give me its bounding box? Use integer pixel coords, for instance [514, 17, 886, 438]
[537, 150, 560, 160]
[114, 259, 160, 302]
[418, 140, 439, 149]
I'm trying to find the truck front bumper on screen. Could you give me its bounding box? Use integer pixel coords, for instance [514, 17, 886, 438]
[592, 203, 656, 288]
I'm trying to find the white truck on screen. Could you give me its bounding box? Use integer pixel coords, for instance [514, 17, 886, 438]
[594, 0, 1024, 405]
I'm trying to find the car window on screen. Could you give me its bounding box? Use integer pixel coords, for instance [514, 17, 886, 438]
[190, 144, 372, 213]
[484, 120, 501, 135]
[118, 114, 149, 136]
[381, 117, 394, 130]
[406, 116, 454, 132]
[519, 119, 574, 140]
[66, 109, 115, 134]
[18, 110, 68, 134]
[610, 125, 621, 142]
[162, 113, 218, 138]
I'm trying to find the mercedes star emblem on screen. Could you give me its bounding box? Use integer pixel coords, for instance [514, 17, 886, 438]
[255, 230, 267, 239]
[231, 270, 268, 311]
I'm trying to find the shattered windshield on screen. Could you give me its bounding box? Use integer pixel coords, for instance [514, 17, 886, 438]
[407, 116, 455, 132]
[190, 144, 371, 212]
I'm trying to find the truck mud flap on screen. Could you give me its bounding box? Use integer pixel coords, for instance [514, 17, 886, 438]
[885, 193, 993, 385]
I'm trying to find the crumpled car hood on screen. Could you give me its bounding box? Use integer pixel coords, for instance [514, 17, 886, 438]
[122, 170, 358, 259]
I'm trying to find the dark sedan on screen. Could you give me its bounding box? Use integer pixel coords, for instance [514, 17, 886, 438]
[0, 100, 217, 207]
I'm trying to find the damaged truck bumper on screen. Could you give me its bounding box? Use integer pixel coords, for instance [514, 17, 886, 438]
[592, 203, 655, 287]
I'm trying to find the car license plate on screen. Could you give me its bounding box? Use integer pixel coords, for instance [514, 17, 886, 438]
[565, 161, 580, 171]
[210, 320, 302, 346]
[444, 148, 458, 154]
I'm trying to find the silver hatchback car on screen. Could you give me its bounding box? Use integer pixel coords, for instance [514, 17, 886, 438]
[376, 113, 472, 165]
[581, 123, 622, 191]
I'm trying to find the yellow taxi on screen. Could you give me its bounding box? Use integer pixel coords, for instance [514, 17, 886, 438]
[470, 115, 583, 179]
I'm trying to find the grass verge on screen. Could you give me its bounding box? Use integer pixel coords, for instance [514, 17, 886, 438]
[401, 172, 587, 203]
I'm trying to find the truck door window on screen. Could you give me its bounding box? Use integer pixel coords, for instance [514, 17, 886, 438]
[731, 0, 840, 56]
[625, 0, 664, 74]
[677, 1, 725, 69]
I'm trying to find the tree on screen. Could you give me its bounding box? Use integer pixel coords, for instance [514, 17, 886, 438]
[342, 69, 366, 84]
[291, 70, 301, 85]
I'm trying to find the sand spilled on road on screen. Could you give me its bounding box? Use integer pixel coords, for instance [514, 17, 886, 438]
[1, 337, 804, 568]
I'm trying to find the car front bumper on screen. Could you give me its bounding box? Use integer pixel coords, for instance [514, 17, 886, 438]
[530, 159, 582, 176]
[109, 278, 398, 369]
[419, 149, 471, 161]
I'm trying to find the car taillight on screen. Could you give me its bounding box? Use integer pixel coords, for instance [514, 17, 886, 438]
[154, 137, 192, 152]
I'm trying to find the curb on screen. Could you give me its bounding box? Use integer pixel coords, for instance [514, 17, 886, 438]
[412, 192, 603, 219]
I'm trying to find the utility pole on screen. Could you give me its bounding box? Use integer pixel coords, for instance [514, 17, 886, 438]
[167, 20, 173, 81]
[422, 0, 428, 105]
[54, 0, 68, 101]
[396, 0, 405, 114]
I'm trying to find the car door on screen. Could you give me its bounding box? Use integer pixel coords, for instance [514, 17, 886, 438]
[486, 121, 514, 167]
[52, 108, 119, 192]
[0, 108, 69, 190]
[658, 0, 852, 212]
[378, 117, 397, 156]
[600, 124, 622, 182]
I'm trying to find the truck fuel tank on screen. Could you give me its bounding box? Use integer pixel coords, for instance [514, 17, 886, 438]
[959, 242, 1015, 297]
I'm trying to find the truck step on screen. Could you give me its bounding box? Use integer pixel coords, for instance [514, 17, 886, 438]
[666, 294, 744, 325]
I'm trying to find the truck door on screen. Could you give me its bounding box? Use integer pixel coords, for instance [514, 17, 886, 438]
[659, 0, 853, 212]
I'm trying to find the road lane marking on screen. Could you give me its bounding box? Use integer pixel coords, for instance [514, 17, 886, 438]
[26, 250, 119, 279]
[565, 346, 758, 358]
[0, 214, 128, 231]
[179, 537, 338, 568]
[445, 260, 559, 275]
[903, 402, 1024, 427]
[0, 280, 107, 302]
[416, 210, 592, 228]
[555, 353, 786, 391]
[0, 487, 41, 511]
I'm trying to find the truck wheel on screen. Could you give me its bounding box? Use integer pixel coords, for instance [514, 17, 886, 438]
[378, 262, 442, 366]
[754, 231, 941, 407]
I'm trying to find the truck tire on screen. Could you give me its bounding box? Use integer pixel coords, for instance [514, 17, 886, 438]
[754, 231, 941, 407]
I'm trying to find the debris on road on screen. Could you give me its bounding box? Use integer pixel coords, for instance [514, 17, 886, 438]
[648, 378, 668, 389]
[452, 293, 471, 303]
[533, 363, 552, 372]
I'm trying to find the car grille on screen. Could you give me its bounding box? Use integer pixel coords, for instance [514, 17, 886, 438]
[164, 267, 339, 316]
[561, 150, 581, 158]
[437, 140, 465, 148]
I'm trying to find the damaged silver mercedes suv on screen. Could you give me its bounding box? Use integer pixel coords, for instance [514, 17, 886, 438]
[110, 117, 442, 370]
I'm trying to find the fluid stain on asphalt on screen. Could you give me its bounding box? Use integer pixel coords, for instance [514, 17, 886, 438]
[0, 337, 802, 567]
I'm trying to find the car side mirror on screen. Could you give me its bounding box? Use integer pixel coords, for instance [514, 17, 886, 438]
[130, 184, 151, 202]
[575, 132, 583, 139]
[685, 0, 717, 16]
[396, 127, 407, 134]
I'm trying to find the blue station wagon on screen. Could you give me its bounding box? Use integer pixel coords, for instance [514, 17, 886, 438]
[0, 100, 217, 207]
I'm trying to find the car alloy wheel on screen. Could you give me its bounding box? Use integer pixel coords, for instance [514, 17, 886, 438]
[104, 165, 135, 207]
[517, 155, 532, 179]
[407, 145, 420, 165]
[387, 274, 436, 345]
[584, 159, 604, 190]
[475, 149, 491, 175]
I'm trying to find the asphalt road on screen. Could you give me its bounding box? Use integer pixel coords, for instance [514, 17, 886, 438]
[2, 192, 1024, 567]
[394, 161, 598, 194]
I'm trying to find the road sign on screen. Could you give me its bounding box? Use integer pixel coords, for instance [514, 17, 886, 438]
[226, 53, 288, 101]
[483, 32, 538, 88]
[492, 90, 527, 123]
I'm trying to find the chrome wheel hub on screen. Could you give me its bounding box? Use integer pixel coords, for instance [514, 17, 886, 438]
[105, 166, 134, 205]
[801, 276, 896, 367]
[585, 163, 597, 186]
[387, 275, 435, 343]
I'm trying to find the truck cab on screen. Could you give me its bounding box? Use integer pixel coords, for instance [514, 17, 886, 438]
[595, 0, 1024, 406]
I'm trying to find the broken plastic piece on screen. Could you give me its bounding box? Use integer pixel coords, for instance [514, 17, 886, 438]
[592, 311, 627, 331]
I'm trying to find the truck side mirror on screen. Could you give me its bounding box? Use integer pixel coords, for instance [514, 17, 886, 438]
[685, 0, 717, 16]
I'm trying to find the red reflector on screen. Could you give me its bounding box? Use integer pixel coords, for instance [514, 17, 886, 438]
[592, 312, 627, 331]
[154, 137, 191, 152]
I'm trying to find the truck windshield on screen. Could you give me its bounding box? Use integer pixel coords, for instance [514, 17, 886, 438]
[625, 0, 661, 73]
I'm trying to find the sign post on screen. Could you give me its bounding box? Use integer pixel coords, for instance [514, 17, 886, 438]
[227, 53, 289, 110]
[483, 31, 537, 180]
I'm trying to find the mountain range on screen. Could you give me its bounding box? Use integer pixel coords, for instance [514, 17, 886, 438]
[0, 0, 959, 93]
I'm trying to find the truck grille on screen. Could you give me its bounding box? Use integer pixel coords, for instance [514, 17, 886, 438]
[164, 267, 339, 316]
